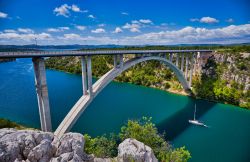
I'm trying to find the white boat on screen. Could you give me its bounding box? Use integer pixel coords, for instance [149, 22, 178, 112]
[188, 103, 208, 127]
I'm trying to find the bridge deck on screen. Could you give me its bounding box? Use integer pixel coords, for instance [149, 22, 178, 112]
[0, 50, 212, 58]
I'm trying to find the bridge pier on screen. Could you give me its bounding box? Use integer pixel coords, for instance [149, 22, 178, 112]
[181, 53, 184, 72]
[32, 57, 52, 132]
[175, 53, 179, 67]
[169, 53, 173, 62]
[119, 54, 123, 68]
[189, 53, 194, 87]
[114, 55, 118, 68]
[81, 56, 88, 95]
[185, 55, 189, 79]
[87, 56, 93, 96]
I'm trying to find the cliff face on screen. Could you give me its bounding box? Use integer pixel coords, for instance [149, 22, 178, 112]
[213, 52, 250, 92]
[0, 128, 157, 162]
[194, 51, 250, 108]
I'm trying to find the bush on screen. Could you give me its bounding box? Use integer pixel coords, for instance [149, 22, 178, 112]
[84, 117, 191, 161]
[0, 118, 24, 129]
[84, 134, 119, 158]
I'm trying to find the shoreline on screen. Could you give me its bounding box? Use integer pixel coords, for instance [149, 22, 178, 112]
[47, 67, 247, 109]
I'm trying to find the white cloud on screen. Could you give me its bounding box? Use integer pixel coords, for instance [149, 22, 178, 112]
[4, 29, 16, 33]
[91, 28, 105, 33]
[190, 17, 219, 24]
[63, 33, 81, 39]
[47, 28, 61, 32]
[121, 24, 250, 45]
[0, 11, 8, 18]
[54, 4, 71, 17]
[226, 18, 234, 23]
[59, 27, 70, 30]
[0, 32, 52, 42]
[200, 17, 219, 23]
[18, 28, 34, 33]
[113, 27, 123, 33]
[88, 14, 95, 19]
[122, 23, 141, 32]
[75, 25, 86, 31]
[190, 18, 199, 22]
[54, 4, 86, 17]
[139, 19, 152, 24]
[121, 12, 129, 15]
[47, 27, 69, 32]
[71, 4, 81, 12]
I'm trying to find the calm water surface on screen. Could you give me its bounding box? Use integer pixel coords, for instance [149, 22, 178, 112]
[0, 59, 249, 162]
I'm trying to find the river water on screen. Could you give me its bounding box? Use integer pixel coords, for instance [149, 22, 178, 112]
[0, 58, 249, 162]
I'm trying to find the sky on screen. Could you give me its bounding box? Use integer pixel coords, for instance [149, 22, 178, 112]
[0, 0, 250, 45]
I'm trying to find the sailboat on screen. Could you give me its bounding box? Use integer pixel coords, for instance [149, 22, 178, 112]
[188, 103, 208, 127]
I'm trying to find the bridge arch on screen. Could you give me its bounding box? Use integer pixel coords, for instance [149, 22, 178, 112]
[54, 55, 190, 137]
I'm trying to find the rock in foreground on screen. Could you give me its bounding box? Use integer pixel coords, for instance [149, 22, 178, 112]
[0, 128, 158, 162]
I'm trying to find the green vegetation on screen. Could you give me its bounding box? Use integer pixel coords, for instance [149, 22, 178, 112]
[84, 117, 191, 162]
[0, 118, 26, 129]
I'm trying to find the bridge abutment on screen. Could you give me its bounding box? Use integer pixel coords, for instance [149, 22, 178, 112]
[32, 57, 52, 132]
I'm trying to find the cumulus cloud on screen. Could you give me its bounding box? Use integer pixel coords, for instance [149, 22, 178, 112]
[139, 19, 153, 24]
[190, 17, 219, 24]
[123, 19, 153, 33]
[1, 24, 249, 45]
[113, 27, 123, 33]
[4, 29, 16, 33]
[0, 32, 52, 43]
[88, 14, 95, 19]
[18, 28, 34, 33]
[122, 24, 250, 44]
[122, 23, 141, 32]
[63, 33, 81, 39]
[200, 17, 219, 23]
[54, 4, 86, 17]
[0, 11, 8, 18]
[91, 28, 105, 33]
[47, 27, 69, 32]
[75, 25, 86, 31]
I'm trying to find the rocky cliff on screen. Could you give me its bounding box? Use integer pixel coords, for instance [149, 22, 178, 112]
[0, 128, 158, 162]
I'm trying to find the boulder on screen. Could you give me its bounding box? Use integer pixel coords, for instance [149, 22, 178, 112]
[117, 138, 158, 162]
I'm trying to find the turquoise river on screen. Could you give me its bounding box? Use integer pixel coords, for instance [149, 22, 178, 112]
[0, 58, 250, 162]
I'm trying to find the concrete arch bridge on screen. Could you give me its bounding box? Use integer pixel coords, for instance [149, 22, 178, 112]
[0, 50, 212, 137]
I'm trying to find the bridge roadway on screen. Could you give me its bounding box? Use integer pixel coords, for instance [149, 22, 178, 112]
[0, 49, 212, 58]
[0, 49, 213, 138]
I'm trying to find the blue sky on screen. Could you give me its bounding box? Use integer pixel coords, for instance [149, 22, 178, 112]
[0, 0, 249, 45]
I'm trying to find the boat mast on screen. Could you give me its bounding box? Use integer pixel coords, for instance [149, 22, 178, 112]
[194, 103, 196, 120]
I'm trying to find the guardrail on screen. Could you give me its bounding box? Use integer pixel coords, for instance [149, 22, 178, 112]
[0, 50, 213, 58]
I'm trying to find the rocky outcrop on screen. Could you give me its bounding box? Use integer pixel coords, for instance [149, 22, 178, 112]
[0, 129, 158, 162]
[117, 138, 157, 162]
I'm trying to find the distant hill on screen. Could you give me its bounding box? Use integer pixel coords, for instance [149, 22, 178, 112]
[0, 43, 249, 50]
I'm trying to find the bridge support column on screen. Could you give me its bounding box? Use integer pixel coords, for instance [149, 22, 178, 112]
[175, 53, 179, 67]
[32, 57, 52, 132]
[193, 52, 199, 74]
[114, 55, 118, 68]
[169, 53, 173, 62]
[81, 56, 88, 95]
[181, 53, 184, 72]
[119, 54, 123, 68]
[189, 53, 194, 87]
[185, 55, 189, 79]
[87, 56, 93, 96]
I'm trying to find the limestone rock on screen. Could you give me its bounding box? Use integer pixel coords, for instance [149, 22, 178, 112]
[0, 129, 158, 162]
[117, 138, 158, 162]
